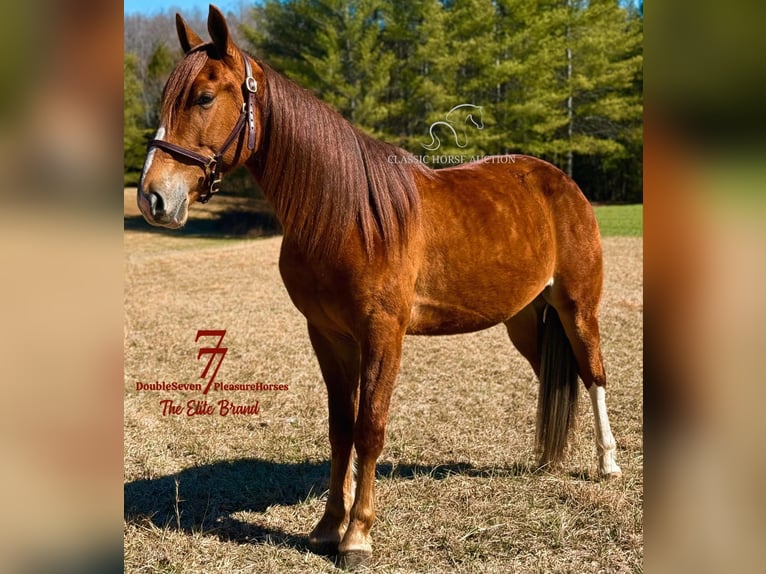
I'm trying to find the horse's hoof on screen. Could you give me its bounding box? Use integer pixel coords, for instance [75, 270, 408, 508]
[308, 538, 339, 556]
[336, 549, 372, 570]
[600, 464, 623, 480]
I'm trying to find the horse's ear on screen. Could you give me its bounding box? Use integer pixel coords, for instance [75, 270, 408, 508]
[176, 14, 204, 54]
[207, 4, 236, 59]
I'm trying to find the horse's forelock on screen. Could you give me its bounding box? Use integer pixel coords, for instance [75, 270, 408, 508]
[160, 48, 210, 129]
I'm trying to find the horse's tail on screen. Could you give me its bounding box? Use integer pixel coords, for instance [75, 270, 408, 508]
[536, 304, 579, 469]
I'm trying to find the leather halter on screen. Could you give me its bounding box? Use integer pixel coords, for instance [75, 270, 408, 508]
[148, 50, 258, 204]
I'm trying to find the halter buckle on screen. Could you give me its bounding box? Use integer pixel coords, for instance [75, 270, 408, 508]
[210, 176, 222, 195]
[199, 174, 221, 204]
[245, 76, 258, 93]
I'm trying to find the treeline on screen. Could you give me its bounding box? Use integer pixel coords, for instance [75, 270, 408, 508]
[125, 1, 643, 202]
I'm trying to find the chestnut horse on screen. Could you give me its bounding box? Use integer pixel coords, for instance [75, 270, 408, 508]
[137, 5, 622, 568]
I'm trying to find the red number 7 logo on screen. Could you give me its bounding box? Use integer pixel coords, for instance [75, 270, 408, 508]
[196, 330, 227, 394]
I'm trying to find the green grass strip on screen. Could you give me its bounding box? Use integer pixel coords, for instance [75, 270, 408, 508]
[593, 204, 643, 237]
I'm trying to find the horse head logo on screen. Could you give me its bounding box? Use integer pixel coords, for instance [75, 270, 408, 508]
[422, 104, 485, 152]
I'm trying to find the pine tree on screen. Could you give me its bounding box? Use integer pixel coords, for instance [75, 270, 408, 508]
[245, 0, 325, 89]
[557, 0, 642, 178]
[245, 1, 395, 136]
[490, 0, 569, 159]
[489, 0, 559, 156]
[377, 0, 457, 151]
[518, 0, 643, 181]
[239, 0, 642, 198]
[490, 0, 642, 195]
[425, 0, 497, 157]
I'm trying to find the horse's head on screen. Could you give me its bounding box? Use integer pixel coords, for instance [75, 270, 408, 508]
[137, 5, 266, 228]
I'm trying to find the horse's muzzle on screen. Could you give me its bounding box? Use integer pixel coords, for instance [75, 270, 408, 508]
[137, 186, 185, 229]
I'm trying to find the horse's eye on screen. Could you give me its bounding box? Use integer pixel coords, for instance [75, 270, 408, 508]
[195, 93, 215, 107]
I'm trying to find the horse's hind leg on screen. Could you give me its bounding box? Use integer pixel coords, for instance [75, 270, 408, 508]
[306, 323, 360, 555]
[504, 297, 547, 377]
[549, 287, 622, 478]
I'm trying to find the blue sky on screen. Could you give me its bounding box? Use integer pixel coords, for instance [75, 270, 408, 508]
[125, 0, 637, 16]
[124, 1, 249, 16]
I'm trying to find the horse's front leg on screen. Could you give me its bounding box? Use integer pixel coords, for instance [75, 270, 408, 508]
[337, 319, 405, 569]
[307, 323, 360, 555]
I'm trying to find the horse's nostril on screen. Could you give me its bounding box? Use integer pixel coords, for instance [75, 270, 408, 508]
[149, 192, 165, 217]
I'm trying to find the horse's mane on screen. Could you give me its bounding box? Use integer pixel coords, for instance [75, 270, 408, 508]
[160, 47, 430, 258]
[256, 62, 431, 258]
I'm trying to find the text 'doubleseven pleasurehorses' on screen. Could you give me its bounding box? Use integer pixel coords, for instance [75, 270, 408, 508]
[137, 5, 622, 569]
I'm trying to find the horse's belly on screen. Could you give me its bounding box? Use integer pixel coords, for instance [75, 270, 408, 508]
[407, 246, 553, 336]
[407, 297, 508, 335]
[407, 275, 542, 335]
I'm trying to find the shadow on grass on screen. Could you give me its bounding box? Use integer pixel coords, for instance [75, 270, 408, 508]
[376, 460, 536, 480]
[124, 209, 282, 239]
[125, 459, 324, 549]
[124, 458, 538, 552]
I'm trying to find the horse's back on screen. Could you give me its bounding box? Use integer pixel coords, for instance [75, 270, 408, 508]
[408, 155, 598, 335]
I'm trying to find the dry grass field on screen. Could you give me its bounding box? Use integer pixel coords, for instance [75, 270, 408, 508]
[124, 192, 643, 573]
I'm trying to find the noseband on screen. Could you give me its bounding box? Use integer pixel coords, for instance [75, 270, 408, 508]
[148, 50, 258, 204]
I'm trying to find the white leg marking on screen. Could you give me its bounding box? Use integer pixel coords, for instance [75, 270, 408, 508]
[140, 125, 165, 183]
[588, 385, 622, 477]
[347, 449, 357, 508]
